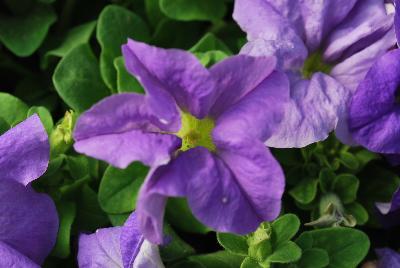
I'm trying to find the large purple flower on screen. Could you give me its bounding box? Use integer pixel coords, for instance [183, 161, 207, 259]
[78, 212, 164, 268]
[74, 39, 288, 244]
[348, 0, 400, 227]
[0, 115, 58, 267]
[233, 0, 396, 147]
[375, 248, 400, 267]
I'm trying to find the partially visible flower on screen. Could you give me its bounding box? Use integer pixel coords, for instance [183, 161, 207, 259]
[233, 0, 396, 147]
[375, 188, 400, 228]
[375, 248, 400, 267]
[78, 212, 164, 268]
[0, 115, 58, 267]
[74, 39, 288, 244]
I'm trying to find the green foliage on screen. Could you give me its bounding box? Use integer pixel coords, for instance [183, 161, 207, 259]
[160, 0, 227, 21]
[53, 44, 110, 112]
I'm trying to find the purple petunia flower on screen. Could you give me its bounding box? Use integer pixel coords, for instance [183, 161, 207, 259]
[348, 0, 400, 227]
[78, 212, 164, 268]
[233, 0, 396, 147]
[0, 115, 58, 267]
[73, 39, 289, 244]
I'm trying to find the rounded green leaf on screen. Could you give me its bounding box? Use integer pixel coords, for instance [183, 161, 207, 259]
[345, 202, 369, 225]
[289, 179, 318, 204]
[295, 227, 370, 268]
[266, 241, 302, 264]
[53, 44, 110, 112]
[0, 117, 10, 135]
[0, 93, 28, 125]
[98, 162, 148, 214]
[114, 56, 144, 93]
[333, 174, 359, 204]
[271, 214, 300, 246]
[217, 233, 248, 256]
[0, 3, 57, 57]
[97, 5, 150, 91]
[160, 0, 226, 21]
[297, 248, 329, 268]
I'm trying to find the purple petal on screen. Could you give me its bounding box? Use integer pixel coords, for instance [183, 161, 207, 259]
[74, 94, 181, 168]
[265, 73, 349, 148]
[300, 0, 358, 51]
[240, 37, 308, 75]
[330, 26, 396, 94]
[78, 227, 123, 268]
[120, 212, 144, 268]
[138, 147, 284, 243]
[233, 0, 307, 72]
[324, 0, 391, 62]
[122, 39, 216, 118]
[132, 240, 164, 268]
[209, 55, 278, 117]
[0, 242, 39, 268]
[0, 115, 49, 186]
[349, 49, 400, 154]
[74, 129, 180, 168]
[396, 0, 400, 42]
[376, 248, 400, 267]
[213, 70, 290, 141]
[0, 180, 58, 265]
[375, 187, 400, 228]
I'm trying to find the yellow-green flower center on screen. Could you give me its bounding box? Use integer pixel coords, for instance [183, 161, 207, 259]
[176, 112, 216, 152]
[302, 52, 333, 79]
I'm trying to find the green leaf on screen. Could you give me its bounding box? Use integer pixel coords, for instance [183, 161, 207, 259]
[166, 198, 211, 234]
[0, 93, 28, 125]
[97, 5, 150, 91]
[27, 106, 53, 135]
[161, 224, 195, 262]
[295, 227, 370, 268]
[296, 248, 329, 268]
[108, 212, 131, 226]
[345, 202, 369, 225]
[0, 117, 10, 135]
[339, 151, 359, 170]
[271, 214, 300, 246]
[52, 202, 76, 258]
[43, 21, 96, 68]
[145, 0, 165, 27]
[217, 233, 248, 256]
[0, 3, 57, 56]
[319, 168, 335, 193]
[333, 174, 359, 204]
[65, 155, 90, 180]
[190, 33, 232, 54]
[53, 44, 110, 112]
[188, 251, 245, 268]
[114, 56, 144, 93]
[241, 257, 262, 268]
[266, 241, 301, 264]
[98, 162, 148, 214]
[160, 0, 226, 21]
[289, 179, 318, 204]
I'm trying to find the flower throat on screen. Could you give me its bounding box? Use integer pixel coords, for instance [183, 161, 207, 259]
[176, 112, 216, 152]
[302, 52, 333, 79]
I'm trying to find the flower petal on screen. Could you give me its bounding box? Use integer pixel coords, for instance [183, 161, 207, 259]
[0, 241, 39, 268]
[132, 240, 164, 268]
[0, 115, 49, 186]
[74, 94, 181, 168]
[324, 0, 391, 62]
[0, 180, 58, 265]
[349, 49, 400, 154]
[376, 248, 400, 267]
[122, 39, 215, 118]
[78, 227, 123, 268]
[396, 0, 400, 42]
[266, 73, 349, 148]
[74, 129, 181, 168]
[120, 212, 144, 268]
[138, 147, 284, 243]
[213, 71, 289, 141]
[300, 0, 358, 51]
[208, 55, 278, 117]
